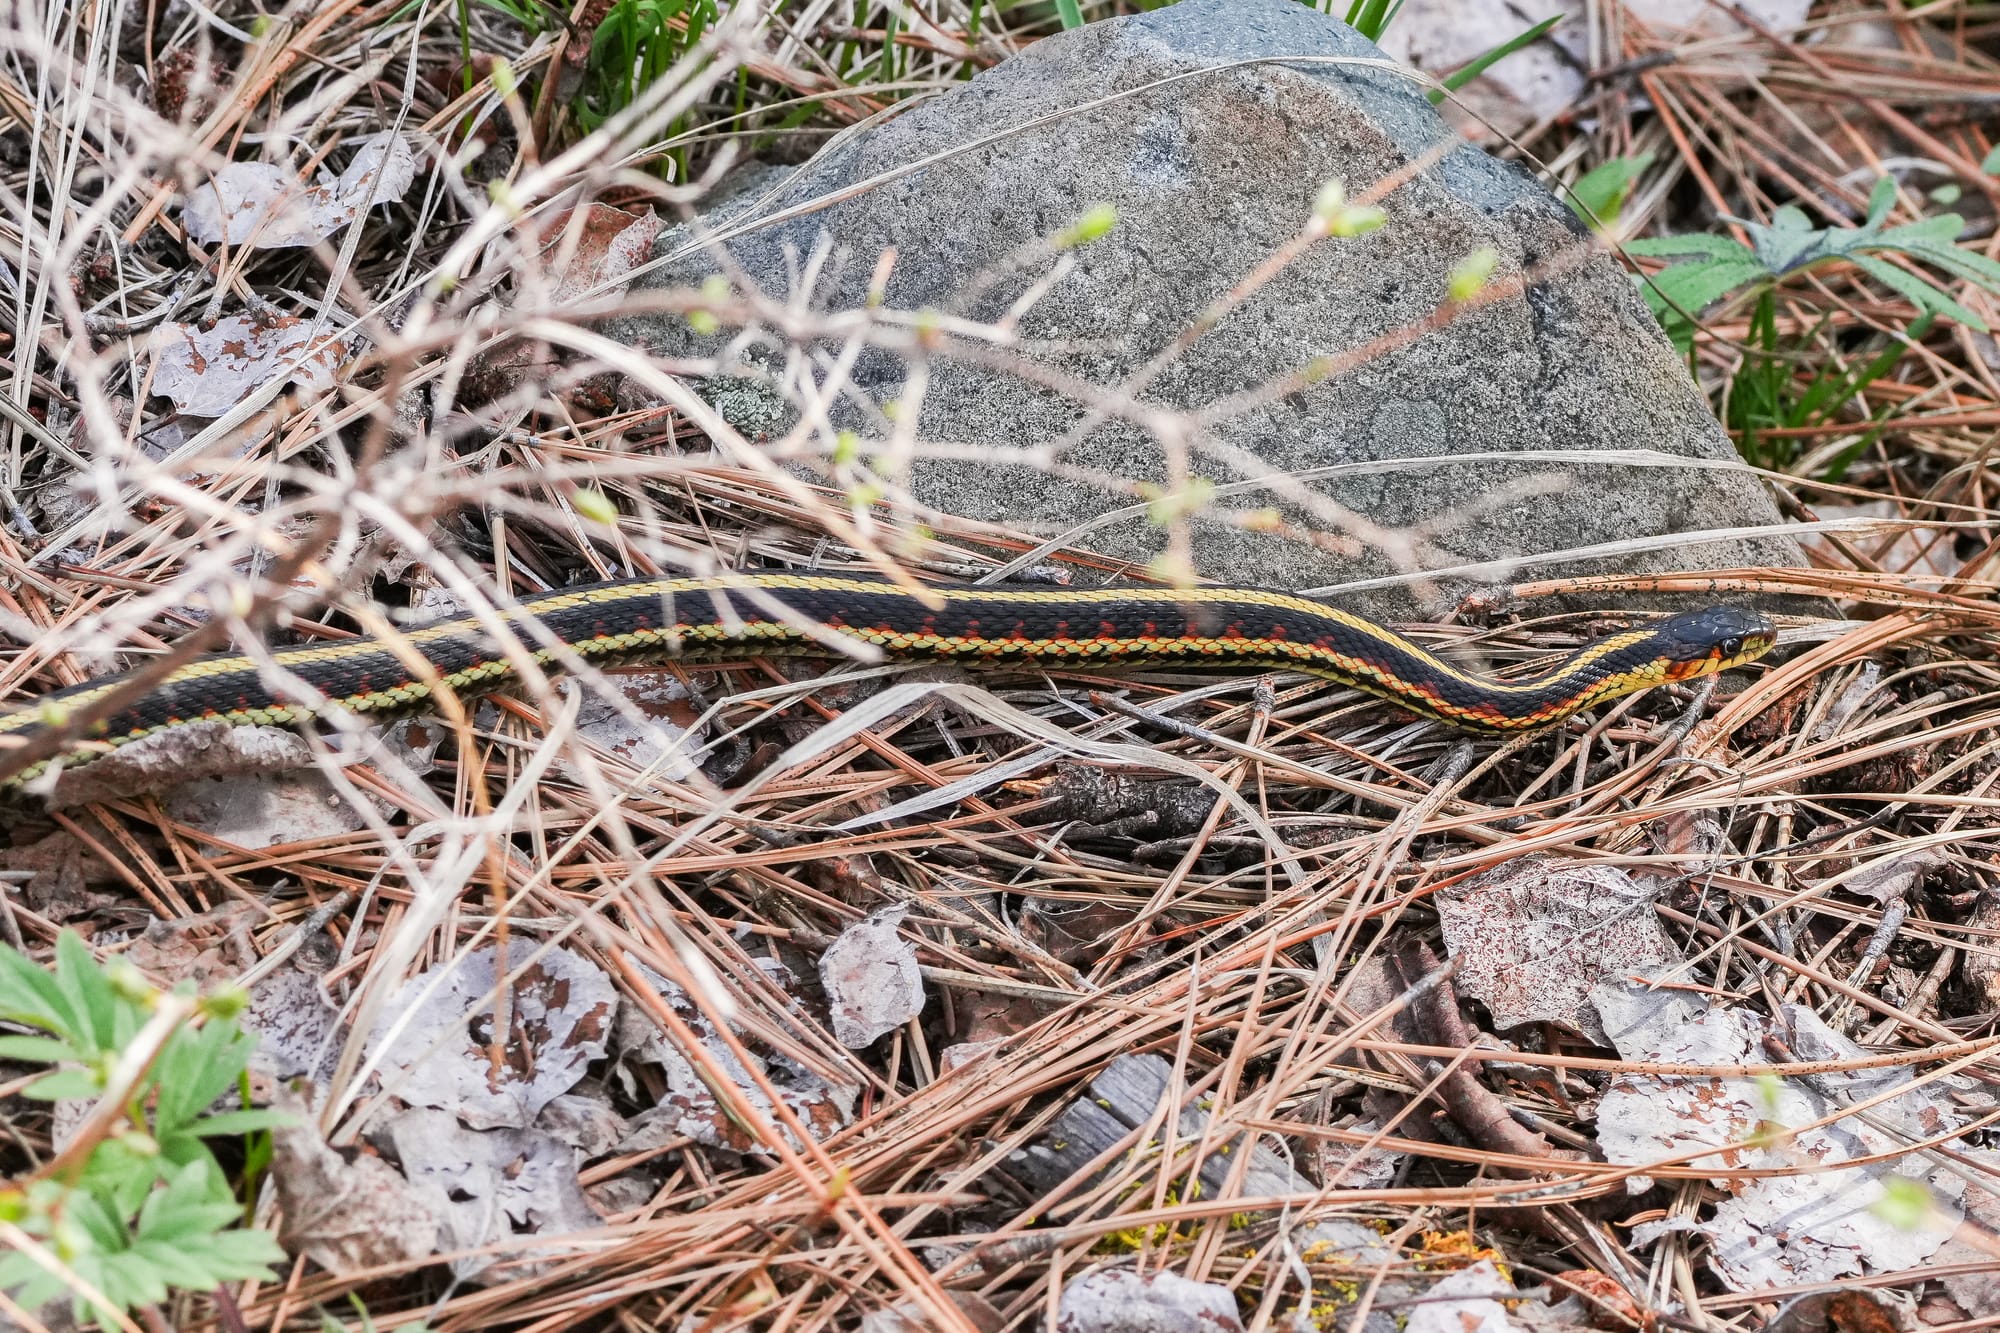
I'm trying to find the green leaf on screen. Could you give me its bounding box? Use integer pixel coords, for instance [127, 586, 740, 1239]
[1624, 233, 1756, 261]
[1850, 254, 1987, 331]
[1344, 0, 1406, 40]
[1053, 0, 1083, 28]
[22, 1067, 102, 1100]
[1428, 14, 1561, 103]
[197, 1226, 287, 1279]
[187, 1108, 292, 1138]
[95, 1249, 173, 1309]
[150, 1020, 259, 1140]
[0, 1034, 79, 1064]
[52, 932, 120, 1055]
[79, 1136, 165, 1217]
[1866, 175, 1898, 227]
[1642, 257, 1771, 320]
[1885, 237, 2000, 293]
[1876, 213, 1969, 251]
[1743, 205, 1823, 274]
[0, 1250, 66, 1315]
[136, 1161, 241, 1242]
[64, 1186, 130, 1252]
[0, 945, 82, 1039]
[1983, 145, 2000, 176]
[1567, 153, 1652, 229]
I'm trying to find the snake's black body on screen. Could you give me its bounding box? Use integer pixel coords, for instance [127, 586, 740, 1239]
[0, 573, 1776, 790]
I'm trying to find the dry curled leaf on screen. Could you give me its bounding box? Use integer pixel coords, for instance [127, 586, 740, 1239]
[182, 135, 417, 248]
[33, 720, 311, 808]
[1438, 856, 1679, 1044]
[616, 955, 856, 1155]
[165, 769, 382, 851]
[535, 202, 660, 307]
[270, 1087, 441, 1277]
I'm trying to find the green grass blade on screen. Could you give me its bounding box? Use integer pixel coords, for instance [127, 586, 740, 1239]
[1344, 0, 1405, 40]
[1428, 14, 1561, 103]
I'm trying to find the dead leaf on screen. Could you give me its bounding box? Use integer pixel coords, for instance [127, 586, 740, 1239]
[1959, 894, 2000, 1012]
[1800, 502, 1962, 583]
[565, 670, 708, 784]
[1404, 1260, 1516, 1333]
[1648, 810, 1728, 864]
[126, 904, 259, 985]
[1592, 974, 1961, 1290]
[34, 720, 312, 808]
[369, 944, 617, 1130]
[1438, 856, 1679, 1044]
[378, 1106, 601, 1284]
[246, 965, 343, 1087]
[1814, 663, 1884, 741]
[536, 203, 659, 306]
[535, 1091, 628, 1158]
[1312, 1116, 1405, 1191]
[1767, 1288, 1914, 1333]
[1829, 850, 1946, 905]
[182, 135, 417, 248]
[616, 955, 856, 1155]
[818, 905, 923, 1048]
[165, 769, 383, 851]
[270, 1086, 441, 1276]
[1550, 1269, 1643, 1329]
[149, 310, 346, 415]
[1056, 1268, 1245, 1333]
[0, 831, 122, 922]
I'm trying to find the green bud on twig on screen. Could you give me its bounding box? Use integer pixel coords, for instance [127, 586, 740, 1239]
[572, 488, 618, 526]
[1448, 247, 1499, 301]
[1055, 204, 1118, 249]
[1329, 204, 1386, 238]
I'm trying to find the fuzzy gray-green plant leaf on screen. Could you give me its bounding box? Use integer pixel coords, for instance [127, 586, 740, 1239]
[1628, 183, 2000, 342]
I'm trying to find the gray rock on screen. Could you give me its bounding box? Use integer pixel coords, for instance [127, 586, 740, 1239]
[628, 0, 1800, 615]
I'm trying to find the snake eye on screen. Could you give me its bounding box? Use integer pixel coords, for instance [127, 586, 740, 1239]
[1720, 636, 1743, 658]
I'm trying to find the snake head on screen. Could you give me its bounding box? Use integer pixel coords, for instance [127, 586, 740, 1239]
[1654, 606, 1778, 680]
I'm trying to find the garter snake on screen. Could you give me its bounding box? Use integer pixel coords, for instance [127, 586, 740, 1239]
[0, 572, 1776, 792]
